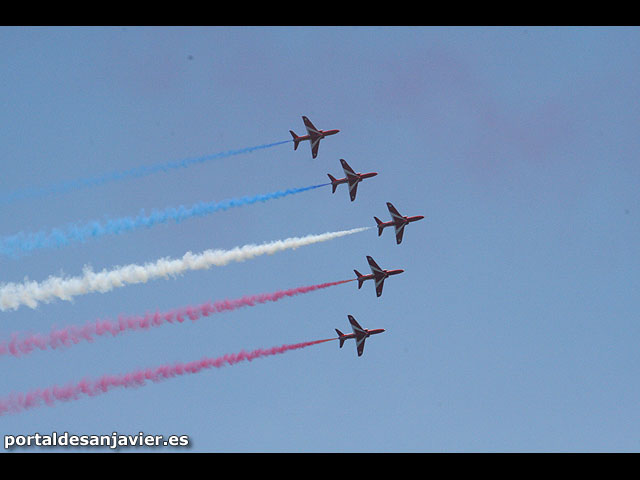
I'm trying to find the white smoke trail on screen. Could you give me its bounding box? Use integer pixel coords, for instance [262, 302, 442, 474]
[0, 227, 370, 311]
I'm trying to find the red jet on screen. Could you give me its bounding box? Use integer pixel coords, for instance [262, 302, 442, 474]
[374, 202, 425, 245]
[354, 256, 404, 297]
[327, 159, 378, 202]
[335, 315, 386, 357]
[290, 116, 339, 159]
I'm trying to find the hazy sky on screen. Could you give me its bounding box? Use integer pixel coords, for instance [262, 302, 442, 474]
[0, 26, 638, 452]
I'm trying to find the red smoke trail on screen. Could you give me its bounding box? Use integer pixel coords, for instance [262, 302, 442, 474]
[0, 338, 336, 416]
[0, 279, 354, 358]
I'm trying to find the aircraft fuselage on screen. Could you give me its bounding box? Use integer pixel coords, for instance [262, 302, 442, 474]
[380, 214, 424, 230]
[331, 171, 377, 187]
[384, 269, 405, 277]
[296, 129, 339, 143]
[340, 328, 386, 341]
[357, 268, 404, 283]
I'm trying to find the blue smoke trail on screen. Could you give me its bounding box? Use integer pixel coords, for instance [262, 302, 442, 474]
[0, 140, 292, 205]
[0, 182, 329, 258]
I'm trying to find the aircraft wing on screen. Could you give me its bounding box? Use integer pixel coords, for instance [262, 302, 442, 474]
[386, 202, 404, 222]
[340, 159, 357, 178]
[310, 137, 320, 158]
[394, 223, 406, 244]
[374, 277, 385, 297]
[303, 116, 322, 158]
[302, 116, 320, 135]
[366, 256, 384, 274]
[348, 315, 368, 356]
[348, 315, 366, 333]
[348, 179, 359, 201]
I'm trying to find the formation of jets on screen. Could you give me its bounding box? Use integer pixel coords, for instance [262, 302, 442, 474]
[290, 116, 425, 357]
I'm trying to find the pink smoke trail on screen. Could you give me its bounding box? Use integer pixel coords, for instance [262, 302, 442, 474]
[0, 338, 336, 416]
[0, 279, 354, 358]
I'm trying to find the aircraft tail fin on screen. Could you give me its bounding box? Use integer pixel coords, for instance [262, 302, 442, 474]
[289, 130, 300, 150]
[335, 329, 346, 348]
[374, 217, 385, 236]
[327, 174, 338, 193]
[354, 270, 365, 289]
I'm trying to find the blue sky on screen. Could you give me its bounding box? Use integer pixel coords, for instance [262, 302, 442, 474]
[0, 26, 638, 452]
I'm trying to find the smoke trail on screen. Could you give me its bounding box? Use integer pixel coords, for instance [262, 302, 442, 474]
[0, 338, 335, 416]
[0, 140, 291, 205]
[0, 279, 354, 357]
[0, 182, 329, 258]
[0, 227, 370, 311]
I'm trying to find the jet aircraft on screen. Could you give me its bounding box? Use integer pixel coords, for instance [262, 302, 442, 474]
[289, 116, 339, 159]
[354, 255, 404, 297]
[327, 159, 378, 202]
[335, 315, 385, 357]
[374, 202, 425, 244]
